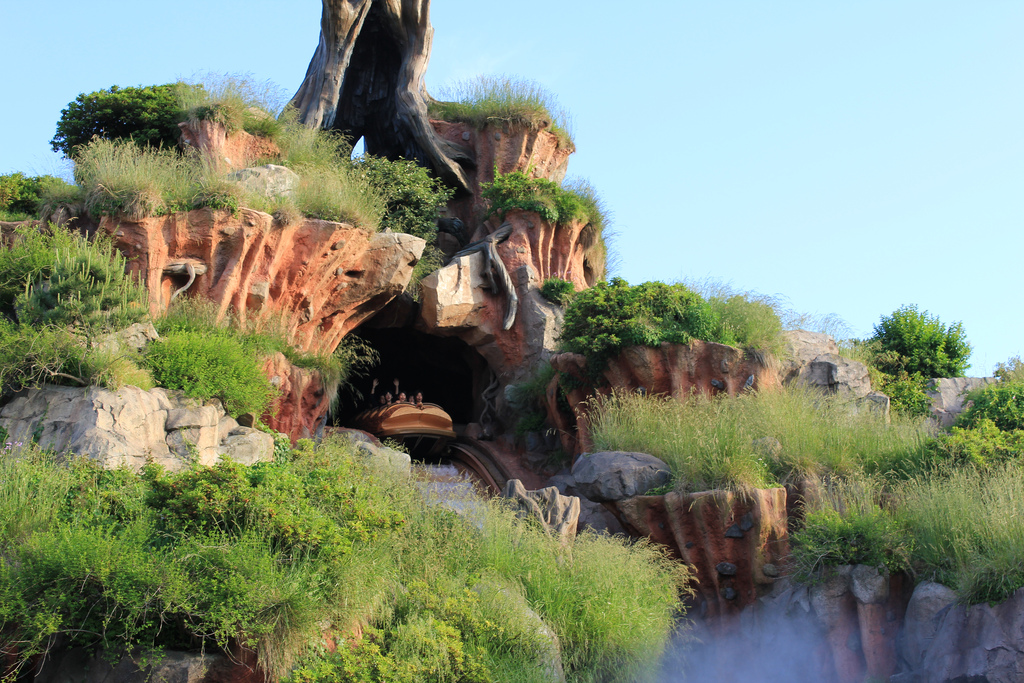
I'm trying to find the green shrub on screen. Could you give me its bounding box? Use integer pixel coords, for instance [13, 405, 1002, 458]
[17, 233, 148, 331]
[560, 278, 723, 380]
[540, 277, 575, 305]
[0, 173, 76, 220]
[352, 155, 454, 240]
[791, 506, 911, 579]
[958, 381, 1024, 431]
[51, 83, 189, 157]
[144, 330, 276, 416]
[292, 162, 383, 229]
[482, 170, 603, 229]
[995, 355, 1024, 383]
[926, 419, 1024, 469]
[870, 304, 971, 379]
[429, 75, 574, 149]
[876, 370, 932, 418]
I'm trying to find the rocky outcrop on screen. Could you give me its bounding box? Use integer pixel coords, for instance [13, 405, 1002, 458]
[260, 352, 329, 441]
[798, 353, 872, 399]
[500, 479, 580, 547]
[33, 647, 264, 683]
[548, 341, 778, 454]
[103, 208, 424, 356]
[615, 487, 789, 622]
[779, 330, 840, 384]
[227, 164, 299, 199]
[431, 121, 572, 230]
[926, 376, 998, 427]
[569, 451, 672, 502]
[178, 118, 280, 173]
[0, 385, 273, 470]
[894, 583, 1024, 683]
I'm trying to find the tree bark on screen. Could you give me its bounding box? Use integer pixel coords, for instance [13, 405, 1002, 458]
[291, 0, 473, 191]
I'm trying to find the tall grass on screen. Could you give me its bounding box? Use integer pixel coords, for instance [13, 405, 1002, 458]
[430, 75, 575, 149]
[588, 387, 933, 492]
[177, 73, 288, 138]
[898, 464, 1024, 604]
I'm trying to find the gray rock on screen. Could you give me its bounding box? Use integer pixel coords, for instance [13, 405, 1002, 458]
[92, 322, 160, 356]
[898, 581, 958, 673]
[810, 565, 853, 629]
[217, 415, 240, 436]
[355, 441, 411, 476]
[851, 390, 891, 422]
[575, 496, 627, 535]
[227, 164, 299, 199]
[219, 427, 275, 465]
[799, 353, 872, 398]
[570, 451, 672, 502]
[166, 405, 220, 430]
[780, 330, 840, 384]
[926, 377, 999, 427]
[897, 584, 1024, 683]
[850, 564, 889, 605]
[501, 479, 580, 546]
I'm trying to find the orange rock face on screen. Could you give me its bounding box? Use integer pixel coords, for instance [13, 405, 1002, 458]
[261, 352, 329, 440]
[615, 487, 789, 622]
[430, 120, 572, 229]
[102, 208, 424, 355]
[178, 119, 280, 173]
[549, 341, 779, 454]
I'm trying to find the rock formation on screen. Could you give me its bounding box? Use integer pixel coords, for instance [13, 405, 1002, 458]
[500, 479, 580, 547]
[0, 385, 274, 470]
[547, 341, 779, 455]
[925, 376, 999, 427]
[178, 119, 281, 173]
[103, 208, 424, 355]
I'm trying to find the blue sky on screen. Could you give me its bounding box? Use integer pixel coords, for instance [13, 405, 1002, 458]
[2, 1, 1021, 374]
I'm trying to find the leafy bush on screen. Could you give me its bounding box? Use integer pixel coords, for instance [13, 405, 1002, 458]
[429, 75, 574, 149]
[995, 355, 1024, 383]
[0, 439, 686, 683]
[482, 170, 603, 229]
[791, 506, 911, 579]
[540, 277, 575, 305]
[870, 304, 971, 379]
[352, 155, 454, 240]
[0, 173, 76, 220]
[144, 330, 276, 416]
[51, 83, 189, 157]
[876, 370, 932, 418]
[958, 381, 1024, 431]
[926, 419, 1024, 469]
[560, 278, 723, 379]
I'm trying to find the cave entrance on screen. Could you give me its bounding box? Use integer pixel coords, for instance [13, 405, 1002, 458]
[334, 327, 488, 430]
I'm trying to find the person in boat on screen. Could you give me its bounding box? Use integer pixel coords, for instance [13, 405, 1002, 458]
[397, 392, 408, 403]
[384, 392, 393, 405]
[415, 391, 424, 408]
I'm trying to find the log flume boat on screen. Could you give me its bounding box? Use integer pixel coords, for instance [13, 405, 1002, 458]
[350, 402, 456, 458]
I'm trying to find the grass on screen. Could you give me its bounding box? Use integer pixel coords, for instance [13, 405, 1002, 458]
[177, 73, 288, 138]
[587, 386, 934, 492]
[0, 438, 687, 683]
[430, 75, 575, 149]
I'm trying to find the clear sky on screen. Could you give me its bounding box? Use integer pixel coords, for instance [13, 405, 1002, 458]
[2, 1, 1021, 374]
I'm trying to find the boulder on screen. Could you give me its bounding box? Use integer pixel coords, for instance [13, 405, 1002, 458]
[926, 376, 999, 427]
[178, 118, 280, 173]
[92, 322, 160, 355]
[352, 441, 412, 477]
[895, 584, 1024, 683]
[500, 479, 580, 546]
[227, 164, 300, 199]
[0, 385, 275, 471]
[780, 330, 840, 384]
[569, 451, 672, 502]
[798, 353, 872, 398]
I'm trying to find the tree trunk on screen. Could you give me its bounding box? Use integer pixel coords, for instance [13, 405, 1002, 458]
[291, 0, 473, 191]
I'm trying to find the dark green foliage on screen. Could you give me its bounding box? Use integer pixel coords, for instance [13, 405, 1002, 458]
[0, 173, 77, 220]
[927, 419, 1024, 469]
[144, 330, 276, 417]
[958, 381, 1024, 432]
[351, 155, 454, 240]
[994, 355, 1024, 383]
[51, 84, 189, 157]
[876, 370, 932, 418]
[481, 170, 604, 230]
[707, 292, 784, 356]
[791, 507, 911, 579]
[560, 278, 724, 379]
[870, 304, 971, 379]
[540, 278, 575, 305]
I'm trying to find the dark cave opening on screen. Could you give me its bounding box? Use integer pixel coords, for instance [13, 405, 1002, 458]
[333, 326, 488, 429]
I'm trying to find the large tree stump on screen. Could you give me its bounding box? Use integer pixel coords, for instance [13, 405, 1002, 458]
[291, 0, 472, 191]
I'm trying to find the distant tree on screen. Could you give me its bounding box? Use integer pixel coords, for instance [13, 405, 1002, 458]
[870, 304, 971, 379]
[51, 84, 188, 157]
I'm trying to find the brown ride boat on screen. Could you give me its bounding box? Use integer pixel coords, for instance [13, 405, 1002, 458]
[350, 402, 456, 457]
